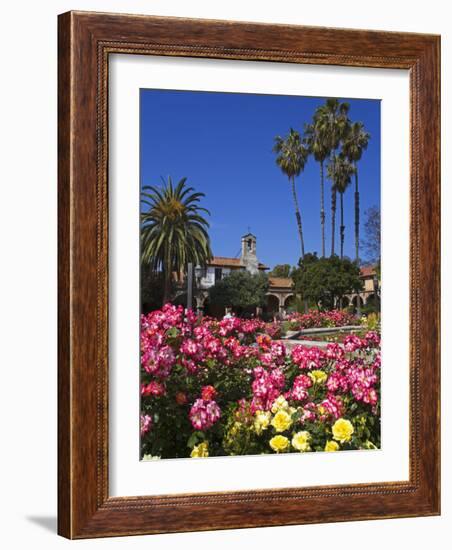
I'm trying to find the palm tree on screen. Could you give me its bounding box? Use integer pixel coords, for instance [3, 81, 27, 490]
[327, 155, 356, 259]
[314, 99, 350, 256]
[273, 128, 309, 259]
[141, 176, 213, 305]
[303, 121, 330, 257]
[342, 121, 370, 264]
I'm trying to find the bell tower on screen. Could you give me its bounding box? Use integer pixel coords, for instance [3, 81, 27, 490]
[240, 233, 259, 274]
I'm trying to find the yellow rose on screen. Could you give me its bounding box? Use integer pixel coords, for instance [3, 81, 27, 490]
[269, 435, 290, 453]
[308, 370, 328, 385]
[271, 395, 289, 413]
[324, 440, 340, 452]
[254, 410, 271, 434]
[190, 441, 209, 458]
[271, 410, 293, 432]
[292, 431, 311, 452]
[332, 418, 354, 443]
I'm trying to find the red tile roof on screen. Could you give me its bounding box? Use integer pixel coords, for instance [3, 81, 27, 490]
[360, 266, 376, 277]
[209, 257, 241, 267]
[208, 256, 268, 270]
[269, 277, 293, 288]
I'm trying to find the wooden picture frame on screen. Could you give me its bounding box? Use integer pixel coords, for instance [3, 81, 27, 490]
[58, 11, 440, 538]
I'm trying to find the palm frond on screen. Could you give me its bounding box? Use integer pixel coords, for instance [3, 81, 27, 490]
[140, 176, 212, 272]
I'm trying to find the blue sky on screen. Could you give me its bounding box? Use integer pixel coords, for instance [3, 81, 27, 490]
[140, 89, 380, 269]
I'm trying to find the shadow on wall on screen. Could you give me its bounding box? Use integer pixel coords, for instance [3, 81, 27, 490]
[25, 516, 57, 534]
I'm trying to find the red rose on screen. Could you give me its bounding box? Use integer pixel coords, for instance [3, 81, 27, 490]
[201, 385, 217, 401]
[141, 381, 166, 397]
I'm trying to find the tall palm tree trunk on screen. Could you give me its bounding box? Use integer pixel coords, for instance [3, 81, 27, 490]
[290, 175, 305, 259]
[162, 248, 172, 305]
[320, 160, 325, 257]
[340, 192, 345, 259]
[331, 185, 337, 256]
[354, 168, 360, 264]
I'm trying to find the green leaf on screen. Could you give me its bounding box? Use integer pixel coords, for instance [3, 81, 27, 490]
[186, 431, 205, 449]
[166, 326, 180, 339]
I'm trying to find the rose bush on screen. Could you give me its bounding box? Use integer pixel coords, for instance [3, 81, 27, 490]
[140, 304, 380, 459]
[285, 309, 358, 331]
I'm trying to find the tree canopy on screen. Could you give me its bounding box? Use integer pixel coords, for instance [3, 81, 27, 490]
[208, 271, 269, 310]
[292, 254, 363, 310]
[269, 264, 292, 278]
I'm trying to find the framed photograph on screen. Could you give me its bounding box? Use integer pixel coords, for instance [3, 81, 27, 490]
[58, 11, 440, 538]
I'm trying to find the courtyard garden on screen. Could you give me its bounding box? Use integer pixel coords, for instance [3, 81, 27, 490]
[140, 304, 380, 459]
